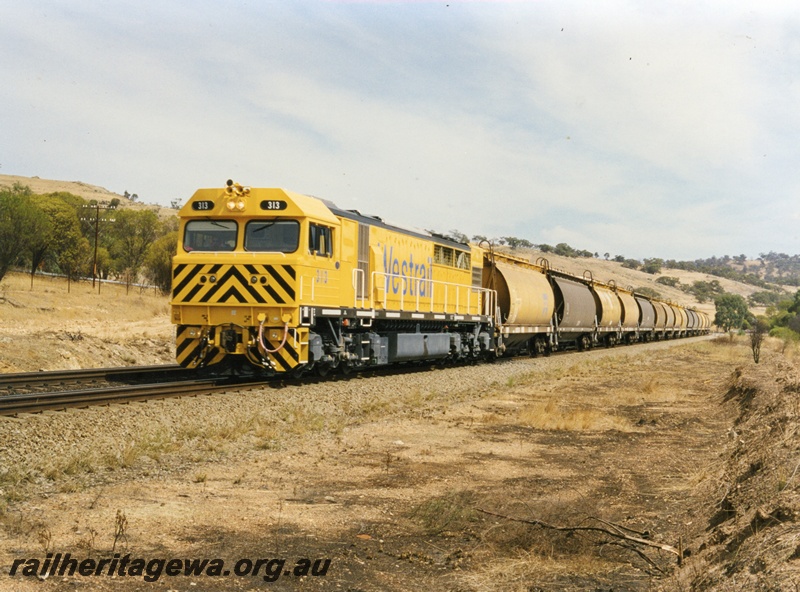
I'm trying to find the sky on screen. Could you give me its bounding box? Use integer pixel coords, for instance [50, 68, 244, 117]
[1, 0, 799, 261]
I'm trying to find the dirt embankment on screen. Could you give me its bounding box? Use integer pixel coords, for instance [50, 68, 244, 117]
[663, 344, 800, 591]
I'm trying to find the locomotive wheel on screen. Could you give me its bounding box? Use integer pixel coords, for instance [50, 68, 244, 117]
[579, 335, 592, 351]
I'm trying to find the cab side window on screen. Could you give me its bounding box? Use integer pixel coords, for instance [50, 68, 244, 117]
[309, 224, 333, 257]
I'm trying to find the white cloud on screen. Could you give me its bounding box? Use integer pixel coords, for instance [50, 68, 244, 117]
[1, 0, 799, 259]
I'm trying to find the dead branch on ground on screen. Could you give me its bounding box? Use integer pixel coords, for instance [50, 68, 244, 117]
[477, 508, 683, 570]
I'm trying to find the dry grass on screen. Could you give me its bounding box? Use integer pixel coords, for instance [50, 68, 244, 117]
[518, 399, 630, 432]
[410, 489, 480, 535]
[0, 272, 173, 371]
[0, 271, 170, 335]
[459, 551, 615, 592]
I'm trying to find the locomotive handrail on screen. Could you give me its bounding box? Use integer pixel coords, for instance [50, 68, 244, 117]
[368, 271, 495, 318]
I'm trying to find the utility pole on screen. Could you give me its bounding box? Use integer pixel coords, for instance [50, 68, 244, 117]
[81, 202, 115, 290]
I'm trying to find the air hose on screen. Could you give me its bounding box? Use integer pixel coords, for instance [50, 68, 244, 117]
[258, 319, 289, 354]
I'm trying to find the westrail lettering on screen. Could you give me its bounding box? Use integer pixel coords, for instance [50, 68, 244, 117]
[382, 244, 433, 297]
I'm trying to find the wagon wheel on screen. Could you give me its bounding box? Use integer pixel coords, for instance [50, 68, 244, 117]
[578, 334, 591, 351]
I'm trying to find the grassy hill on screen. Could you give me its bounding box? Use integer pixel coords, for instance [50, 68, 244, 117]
[0, 173, 175, 219]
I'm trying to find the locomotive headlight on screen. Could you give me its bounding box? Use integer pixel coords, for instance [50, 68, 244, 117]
[236, 199, 246, 211]
[226, 199, 236, 211]
[226, 198, 246, 211]
[250, 275, 258, 284]
[209, 275, 217, 283]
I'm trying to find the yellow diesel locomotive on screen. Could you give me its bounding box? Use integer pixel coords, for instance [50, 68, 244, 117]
[171, 181, 496, 375]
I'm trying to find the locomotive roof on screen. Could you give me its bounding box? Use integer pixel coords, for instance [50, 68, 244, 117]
[319, 199, 471, 251]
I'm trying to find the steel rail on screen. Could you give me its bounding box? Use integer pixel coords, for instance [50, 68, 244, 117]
[0, 377, 269, 416]
[0, 364, 185, 389]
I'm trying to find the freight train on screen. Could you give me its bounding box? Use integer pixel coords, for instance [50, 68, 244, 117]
[170, 181, 710, 375]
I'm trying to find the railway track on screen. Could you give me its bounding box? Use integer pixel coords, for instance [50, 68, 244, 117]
[0, 364, 186, 390]
[0, 335, 716, 417]
[0, 365, 269, 416]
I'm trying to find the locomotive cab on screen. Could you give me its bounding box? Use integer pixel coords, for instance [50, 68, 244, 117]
[171, 182, 339, 372]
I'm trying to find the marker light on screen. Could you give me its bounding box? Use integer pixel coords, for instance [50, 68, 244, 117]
[226, 199, 246, 211]
[224, 181, 249, 211]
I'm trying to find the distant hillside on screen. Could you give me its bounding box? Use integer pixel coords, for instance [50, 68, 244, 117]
[466, 238, 800, 293]
[0, 174, 176, 219]
[665, 253, 800, 288]
[492, 247, 798, 319]
[0, 174, 123, 202]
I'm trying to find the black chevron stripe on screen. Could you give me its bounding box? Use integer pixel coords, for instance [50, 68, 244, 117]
[176, 335, 194, 357]
[177, 342, 203, 367]
[240, 273, 265, 301]
[247, 264, 293, 303]
[219, 284, 248, 303]
[221, 268, 263, 302]
[183, 282, 206, 303]
[270, 349, 292, 371]
[265, 284, 285, 303]
[173, 264, 203, 299]
[173, 263, 295, 305]
[283, 339, 299, 362]
[266, 266, 295, 300]
[199, 267, 239, 302]
[201, 267, 266, 303]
